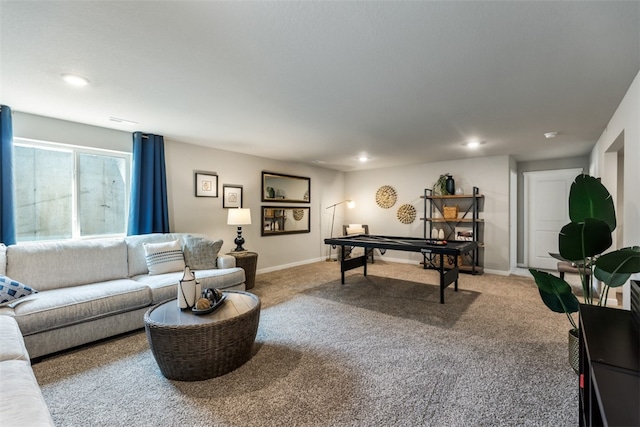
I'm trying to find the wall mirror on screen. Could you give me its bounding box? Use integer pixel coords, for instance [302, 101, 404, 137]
[262, 171, 310, 203]
[261, 206, 311, 236]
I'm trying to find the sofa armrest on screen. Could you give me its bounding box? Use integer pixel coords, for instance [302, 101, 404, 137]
[217, 254, 236, 269]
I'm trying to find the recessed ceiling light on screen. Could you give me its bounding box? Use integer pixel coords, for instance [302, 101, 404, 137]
[358, 156, 369, 162]
[109, 117, 138, 125]
[544, 132, 558, 139]
[465, 139, 482, 149]
[61, 73, 90, 86]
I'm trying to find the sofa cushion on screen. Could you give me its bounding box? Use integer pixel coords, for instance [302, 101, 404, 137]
[183, 236, 223, 270]
[5, 239, 128, 292]
[125, 233, 188, 277]
[0, 360, 55, 426]
[133, 267, 245, 304]
[0, 316, 29, 362]
[0, 276, 37, 306]
[9, 279, 151, 336]
[143, 239, 186, 275]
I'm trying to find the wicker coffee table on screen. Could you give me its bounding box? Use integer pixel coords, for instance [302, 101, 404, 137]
[144, 291, 260, 381]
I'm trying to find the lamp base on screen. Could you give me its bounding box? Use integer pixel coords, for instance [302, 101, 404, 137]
[234, 227, 246, 252]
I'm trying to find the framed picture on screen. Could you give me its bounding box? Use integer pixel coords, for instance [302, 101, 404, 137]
[223, 184, 243, 208]
[194, 171, 218, 197]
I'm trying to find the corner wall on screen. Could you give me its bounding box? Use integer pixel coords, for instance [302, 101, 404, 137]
[590, 70, 640, 309]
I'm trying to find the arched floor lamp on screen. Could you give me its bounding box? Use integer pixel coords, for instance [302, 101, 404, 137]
[325, 199, 355, 261]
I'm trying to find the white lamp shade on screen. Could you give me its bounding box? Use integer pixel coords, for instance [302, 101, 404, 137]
[227, 208, 252, 225]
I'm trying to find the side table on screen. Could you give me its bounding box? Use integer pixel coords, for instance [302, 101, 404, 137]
[227, 251, 258, 290]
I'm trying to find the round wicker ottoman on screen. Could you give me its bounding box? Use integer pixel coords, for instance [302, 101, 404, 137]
[144, 291, 260, 381]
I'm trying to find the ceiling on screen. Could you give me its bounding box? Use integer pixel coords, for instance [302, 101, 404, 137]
[1, 1, 639, 171]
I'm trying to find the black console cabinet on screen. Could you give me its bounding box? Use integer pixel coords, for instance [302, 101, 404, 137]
[578, 304, 639, 426]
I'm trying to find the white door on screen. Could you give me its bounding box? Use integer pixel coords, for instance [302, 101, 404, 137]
[524, 168, 582, 270]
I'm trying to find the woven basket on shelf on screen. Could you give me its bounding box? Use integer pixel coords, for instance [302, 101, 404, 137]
[443, 205, 458, 219]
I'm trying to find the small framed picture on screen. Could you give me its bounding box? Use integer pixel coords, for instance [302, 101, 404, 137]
[195, 171, 218, 197]
[223, 184, 243, 208]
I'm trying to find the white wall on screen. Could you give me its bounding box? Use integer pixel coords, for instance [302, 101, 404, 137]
[590, 70, 640, 309]
[344, 155, 511, 273]
[163, 139, 343, 271]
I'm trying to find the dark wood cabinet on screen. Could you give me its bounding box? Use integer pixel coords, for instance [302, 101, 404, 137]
[578, 304, 639, 426]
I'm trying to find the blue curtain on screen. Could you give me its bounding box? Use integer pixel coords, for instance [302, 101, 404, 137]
[127, 132, 169, 235]
[0, 105, 16, 246]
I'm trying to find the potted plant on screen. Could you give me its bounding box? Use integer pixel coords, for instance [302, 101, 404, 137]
[433, 174, 452, 195]
[529, 174, 640, 372]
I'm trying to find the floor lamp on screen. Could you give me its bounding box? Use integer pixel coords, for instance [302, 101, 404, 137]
[325, 199, 355, 261]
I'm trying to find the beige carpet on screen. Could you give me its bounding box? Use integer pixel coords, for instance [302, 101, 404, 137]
[32, 261, 577, 426]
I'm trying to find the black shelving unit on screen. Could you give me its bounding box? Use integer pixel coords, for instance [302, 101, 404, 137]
[578, 304, 639, 426]
[421, 186, 483, 274]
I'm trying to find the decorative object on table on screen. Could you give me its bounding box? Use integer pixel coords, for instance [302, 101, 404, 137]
[292, 208, 305, 221]
[396, 203, 416, 224]
[445, 175, 455, 195]
[375, 185, 397, 208]
[262, 171, 311, 203]
[433, 174, 451, 195]
[192, 287, 227, 314]
[325, 199, 356, 261]
[194, 171, 218, 197]
[455, 187, 464, 195]
[178, 266, 201, 310]
[528, 174, 640, 373]
[227, 208, 251, 251]
[222, 184, 243, 208]
[443, 205, 458, 219]
[431, 228, 438, 239]
[438, 229, 445, 240]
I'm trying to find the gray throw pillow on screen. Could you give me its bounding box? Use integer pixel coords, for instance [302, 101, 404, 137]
[183, 237, 223, 270]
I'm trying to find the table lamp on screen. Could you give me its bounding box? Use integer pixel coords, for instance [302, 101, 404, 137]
[227, 208, 251, 251]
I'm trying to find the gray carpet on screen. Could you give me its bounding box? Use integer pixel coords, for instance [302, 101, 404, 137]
[32, 261, 577, 426]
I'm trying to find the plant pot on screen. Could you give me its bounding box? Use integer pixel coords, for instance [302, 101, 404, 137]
[568, 328, 580, 374]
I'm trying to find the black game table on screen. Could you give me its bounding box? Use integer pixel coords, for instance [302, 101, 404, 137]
[324, 234, 477, 303]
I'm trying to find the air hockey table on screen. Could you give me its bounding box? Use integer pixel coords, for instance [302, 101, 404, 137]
[324, 234, 478, 303]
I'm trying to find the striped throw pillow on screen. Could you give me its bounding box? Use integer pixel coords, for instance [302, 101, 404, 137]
[143, 240, 186, 275]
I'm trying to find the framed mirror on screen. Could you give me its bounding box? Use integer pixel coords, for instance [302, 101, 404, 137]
[262, 171, 310, 203]
[261, 206, 311, 236]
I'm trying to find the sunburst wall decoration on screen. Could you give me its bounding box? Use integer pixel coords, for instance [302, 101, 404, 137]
[396, 204, 416, 224]
[375, 185, 397, 209]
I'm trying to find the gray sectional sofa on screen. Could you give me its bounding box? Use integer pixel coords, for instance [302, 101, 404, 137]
[0, 233, 246, 426]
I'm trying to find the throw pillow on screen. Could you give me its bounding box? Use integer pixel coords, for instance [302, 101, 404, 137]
[183, 236, 223, 270]
[143, 240, 186, 275]
[0, 275, 37, 305]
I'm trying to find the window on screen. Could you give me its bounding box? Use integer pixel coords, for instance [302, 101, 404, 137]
[14, 139, 131, 242]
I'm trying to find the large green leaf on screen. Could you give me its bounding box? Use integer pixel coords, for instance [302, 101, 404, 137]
[596, 246, 640, 275]
[529, 269, 579, 314]
[538, 288, 580, 314]
[559, 219, 612, 261]
[569, 174, 616, 232]
[594, 266, 631, 288]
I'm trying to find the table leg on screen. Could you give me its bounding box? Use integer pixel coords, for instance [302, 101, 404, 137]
[439, 253, 445, 304]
